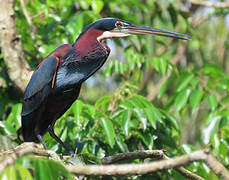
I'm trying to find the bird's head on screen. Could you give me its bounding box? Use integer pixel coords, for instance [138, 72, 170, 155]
[76, 17, 191, 44]
[74, 18, 191, 55]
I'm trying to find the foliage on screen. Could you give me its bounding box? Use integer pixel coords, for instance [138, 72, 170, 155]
[0, 0, 228, 179]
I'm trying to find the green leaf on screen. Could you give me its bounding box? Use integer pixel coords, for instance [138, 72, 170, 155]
[208, 94, 218, 111]
[134, 108, 147, 130]
[152, 57, 167, 75]
[202, 64, 225, 78]
[34, 160, 51, 180]
[189, 89, 204, 110]
[6, 103, 22, 128]
[0, 121, 17, 137]
[158, 75, 175, 99]
[122, 110, 132, 136]
[202, 114, 221, 144]
[161, 110, 179, 131]
[100, 118, 115, 148]
[211, 133, 220, 153]
[79, 0, 91, 10]
[15, 165, 33, 180]
[126, 96, 144, 108]
[180, 144, 196, 154]
[168, 3, 177, 26]
[1, 166, 17, 180]
[176, 73, 194, 92]
[95, 96, 110, 108]
[47, 159, 72, 179]
[116, 135, 128, 152]
[32, 158, 72, 180]
[72, 100, 83, 124]
[134, 95, 153, 108]
[144, 107, 162, 129]
[91, 0, 104, 14]
[175, 88, 191, 111]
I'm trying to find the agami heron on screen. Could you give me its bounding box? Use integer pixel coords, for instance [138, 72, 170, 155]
[20, 18, 190, 155]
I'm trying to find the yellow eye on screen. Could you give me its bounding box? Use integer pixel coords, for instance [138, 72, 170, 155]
[116, 21, 122, 27]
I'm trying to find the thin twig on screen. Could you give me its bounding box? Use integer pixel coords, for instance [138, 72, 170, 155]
[19, 0, 36, 40]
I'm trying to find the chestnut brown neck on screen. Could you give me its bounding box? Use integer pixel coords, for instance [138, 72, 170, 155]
[74, 29, 110, 56]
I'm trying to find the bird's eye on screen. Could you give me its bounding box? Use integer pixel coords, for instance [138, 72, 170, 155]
[116, 21, 122, 27]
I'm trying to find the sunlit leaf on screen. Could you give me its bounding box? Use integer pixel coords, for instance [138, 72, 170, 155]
[100, 118, 115, 148]
[134, 108, 147, 130]
[211, 133, 220, 153]
[0, 121, 17, 137]
[15, 164, 33, 180]
[121, 110, 131, 136]
[176, 73, 193, 92]
[158, 75, 175, 99]
[208, 94, 218, 111]
[91, 0, 104, 14]
[116, 135, 128, 152]
[72, 100, 83, 124]
[0, 166, 16, 180]
[189, 89, 204, 110]
[174, 88, 191, 111]
[201, 114, 221, 144]
[180, 144, 196, 154]
[144, 107, 162, 129]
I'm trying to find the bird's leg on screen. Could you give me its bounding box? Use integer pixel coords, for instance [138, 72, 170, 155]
[48, 127, 74, 156]
[36, 134, 48, 150]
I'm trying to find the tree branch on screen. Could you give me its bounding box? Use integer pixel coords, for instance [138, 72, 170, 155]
[1, 143, 228, 180]
[101, 150, 165, 164]
[0, 143, 60, 174]
[188, 0, 229, 8]
[0, 0, 32, 93]
[101, 150, 204, 180]
[68, 150, 229, 179]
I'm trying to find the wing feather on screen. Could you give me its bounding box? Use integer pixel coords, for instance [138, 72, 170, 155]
[22, 56, 59, 116]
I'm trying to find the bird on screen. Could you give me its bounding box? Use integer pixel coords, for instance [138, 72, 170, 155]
[20, 17, 191, 155]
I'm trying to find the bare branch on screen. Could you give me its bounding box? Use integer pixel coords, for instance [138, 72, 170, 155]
[188, 0, 229, 8]
[1, 143, 228, 179]
[0, 143, 60, 173]
[101, 150, 204, 180]
[0, 0, 32, 93]
[101, 150, 165, 164]
[68, 150, 229, 179]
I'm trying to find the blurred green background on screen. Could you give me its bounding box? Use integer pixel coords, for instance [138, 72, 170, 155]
[0, 0, 228, 179]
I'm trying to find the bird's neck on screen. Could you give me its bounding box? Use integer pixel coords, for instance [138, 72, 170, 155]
[73, 29, 110, 55]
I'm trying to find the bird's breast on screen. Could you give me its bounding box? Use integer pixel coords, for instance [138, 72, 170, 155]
[53, 45, 109, 93]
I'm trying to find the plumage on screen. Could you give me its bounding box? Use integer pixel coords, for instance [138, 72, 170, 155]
[20, 18, 190, 154]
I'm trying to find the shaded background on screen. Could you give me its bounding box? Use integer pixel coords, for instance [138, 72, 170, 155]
[0, 0, 228, 179]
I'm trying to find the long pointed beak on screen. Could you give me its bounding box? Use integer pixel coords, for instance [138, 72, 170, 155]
[122, 24, 191, 40]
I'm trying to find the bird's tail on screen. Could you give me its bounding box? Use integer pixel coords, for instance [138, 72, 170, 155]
[20, 115, 39, 143]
